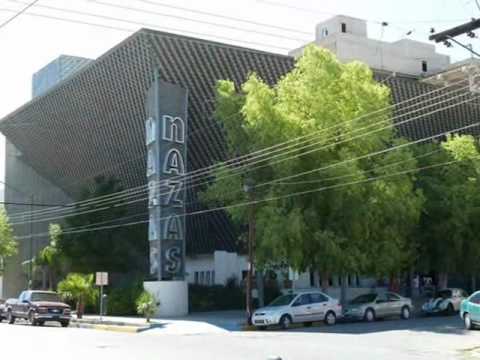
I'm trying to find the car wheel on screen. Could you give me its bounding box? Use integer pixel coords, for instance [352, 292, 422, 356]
[38, 321, 45, 327]
[401, 306, 411, 320]
[28, 311, 38, 326]
[7, 311, 15, 325]
[364, 308, 376, 322]
[60, 321, 69, 328]
[325, 311, 336, 326]
[279, 314, 292, 330]
[464, 313, 473, 330]
[446, 303, 454, 316]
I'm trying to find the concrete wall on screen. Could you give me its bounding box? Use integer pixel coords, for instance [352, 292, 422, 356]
[2, 140, 72, 298]
[186, 251, 248, 286]
[290, 15, 450, 77]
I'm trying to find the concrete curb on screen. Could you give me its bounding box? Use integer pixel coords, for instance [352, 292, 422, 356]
[70, 321, 150, 333]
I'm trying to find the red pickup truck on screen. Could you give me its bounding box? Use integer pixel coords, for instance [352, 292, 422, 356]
[6, 290, 71, 327]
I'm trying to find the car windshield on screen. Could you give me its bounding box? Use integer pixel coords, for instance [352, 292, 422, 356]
[268, 294, 297, 307]
[30, 292, 61, 302]
[436, 290, 452, 299]
[350, 294, 377, 304]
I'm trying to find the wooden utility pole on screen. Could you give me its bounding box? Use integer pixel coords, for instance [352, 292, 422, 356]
[244, 178, 256, 325]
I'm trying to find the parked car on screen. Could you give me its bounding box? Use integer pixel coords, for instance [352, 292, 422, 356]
[7, 290, 71, 327]
[460, 290, 480, 330]
[422, 288, 467, 315]
[0, 299, 5, 322]
[343, 292, 413, 322]
[251, 290, 342, 329]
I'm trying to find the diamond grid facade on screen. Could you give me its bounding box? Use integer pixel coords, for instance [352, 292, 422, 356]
[1, 29, 480, 297]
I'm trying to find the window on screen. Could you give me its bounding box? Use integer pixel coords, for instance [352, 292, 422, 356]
[321, 27, 329, 37]
[422, 60, 428, 72]
[470, 293, 480, 304]
[206, 271, 211, 285]
[293, 294, 311, 306]
[199, 271, 205, 285]
[310, 293, 328, 304]
[341, 22, 347, 33]
[194, 272, 199, 284]
[386, 293, 400, 302]
[212, 271, 215, 285]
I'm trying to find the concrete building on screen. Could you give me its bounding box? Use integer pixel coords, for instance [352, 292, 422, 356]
[32, 55, 92, 98]
[0, 27, 478, 301]
[290, 15, 451, 77]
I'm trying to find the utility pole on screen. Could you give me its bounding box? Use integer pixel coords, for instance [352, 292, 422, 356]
[430, 18, 480, 58]
[243, 178, 256, 325]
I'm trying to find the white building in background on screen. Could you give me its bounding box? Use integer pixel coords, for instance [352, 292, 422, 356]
[290, 15, 451, 77]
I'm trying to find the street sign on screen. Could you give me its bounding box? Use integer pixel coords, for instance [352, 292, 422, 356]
[96, 272, 108, 286]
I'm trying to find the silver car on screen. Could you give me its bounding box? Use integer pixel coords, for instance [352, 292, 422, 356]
[251, 290, 342, 329]
[343, 292, 413, 322]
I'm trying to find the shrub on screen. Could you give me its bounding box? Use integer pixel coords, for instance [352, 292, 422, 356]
[189, 279, 244, 312]
[136, 290, 158, 322]
[107, 279, 143, 316]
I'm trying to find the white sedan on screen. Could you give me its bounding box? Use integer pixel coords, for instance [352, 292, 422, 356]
[422, 288, 468, 315]
[251, 290, 342, 330]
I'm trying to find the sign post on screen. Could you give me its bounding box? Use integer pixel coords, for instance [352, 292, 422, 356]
[96, 272, 108, 321]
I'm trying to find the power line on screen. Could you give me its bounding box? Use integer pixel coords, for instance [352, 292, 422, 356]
[6, 79, 473, 221]
[81, 0, 309, 42]
[133, 0, 311, 35]
[15, 153, 479, 240]
[0, 0, 39, 30]
[9, 94, 479, 226]
[0, 4, 291, 51]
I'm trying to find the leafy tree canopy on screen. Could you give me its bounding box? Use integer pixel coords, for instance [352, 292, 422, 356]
[202, 45, 423, 277]
[0, 207, 17, 272]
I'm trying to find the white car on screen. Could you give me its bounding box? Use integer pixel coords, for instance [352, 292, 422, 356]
[422, 288, 468, 315]
[251, 290, 342, 330]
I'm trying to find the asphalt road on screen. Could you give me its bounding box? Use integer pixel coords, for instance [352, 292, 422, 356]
[1, 315, 480, 360]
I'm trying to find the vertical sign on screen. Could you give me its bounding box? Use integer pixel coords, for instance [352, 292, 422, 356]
[146, 72, 188, 280]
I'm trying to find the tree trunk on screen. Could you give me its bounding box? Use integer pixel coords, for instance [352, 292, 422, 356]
[340, 275, 348, 307]
[321, 273, 330, 293]
[256, 270, 265, 308]
[77, 298, 85, 319]
[41, 268, 47, 290]
[438, 272, 448, 290]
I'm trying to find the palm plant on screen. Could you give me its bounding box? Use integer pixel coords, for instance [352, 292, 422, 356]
[58, 273, 96, 319]
[136, 290, 158, 323]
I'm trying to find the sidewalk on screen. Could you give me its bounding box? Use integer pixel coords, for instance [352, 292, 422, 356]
[70, 310, 246, 334]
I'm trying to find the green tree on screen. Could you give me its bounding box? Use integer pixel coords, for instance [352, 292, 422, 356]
[59, 176, 148, 275]
[0, 208, 17, 273]
[202, 45, 423, 287]
[34, 224, 64, 290]
[57, 273, 96, 319]
[416, 135, 480, 289]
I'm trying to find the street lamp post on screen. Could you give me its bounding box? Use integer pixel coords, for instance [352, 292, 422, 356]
[243, 178, 256, 325]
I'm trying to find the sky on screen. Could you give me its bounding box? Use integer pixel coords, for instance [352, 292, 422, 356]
[0, 0, 478, 183]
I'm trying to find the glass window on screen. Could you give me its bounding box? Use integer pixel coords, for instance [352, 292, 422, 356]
[212, 271, 215, 285]
[206, 271, 211, 285]
[293, 294, 311, 306]
[470, 293, 480, 304]
[199, 272, 205, 285]
[386, 293, 400, 301]
[350, 294, 377, 304]
[30, 292, 60, 302]
[194, 272, 199, 284]
[310, 293, 328, 303]
[268, 294, 297, 307]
